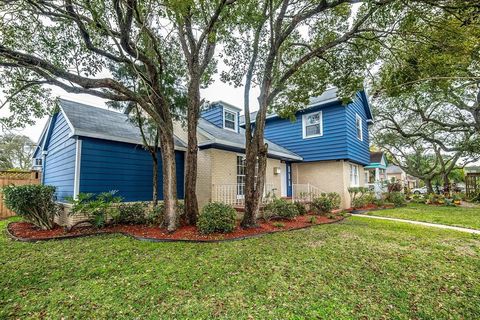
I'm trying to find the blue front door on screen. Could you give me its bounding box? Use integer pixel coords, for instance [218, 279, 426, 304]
[286, 162, 292, 197]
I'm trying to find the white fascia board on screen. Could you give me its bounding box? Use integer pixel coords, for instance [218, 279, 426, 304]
[198, 139, 303, 161]
[72, 130, 187, 152]
[73, 138, 82, 199]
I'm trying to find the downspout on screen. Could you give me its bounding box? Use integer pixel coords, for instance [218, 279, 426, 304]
[73, 137, 82, 199]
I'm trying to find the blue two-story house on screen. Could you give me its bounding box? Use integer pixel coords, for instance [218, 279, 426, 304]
[34, 88, 372, 226]
[240, 88, 373, 207]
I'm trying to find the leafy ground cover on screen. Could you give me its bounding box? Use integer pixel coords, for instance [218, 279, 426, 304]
[1, 216, 479, 319]
[366, 202, 480, 230]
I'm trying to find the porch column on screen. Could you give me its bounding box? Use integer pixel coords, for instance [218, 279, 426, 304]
[374, 167, 382, 199]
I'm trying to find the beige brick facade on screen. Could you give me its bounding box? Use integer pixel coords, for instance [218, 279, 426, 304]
[292, 160, 365, 208]
[196, 148, 282, 209]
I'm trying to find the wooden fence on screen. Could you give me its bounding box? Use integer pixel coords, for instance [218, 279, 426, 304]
[0, 170, 41, 219]
[466, 173, 480, 198]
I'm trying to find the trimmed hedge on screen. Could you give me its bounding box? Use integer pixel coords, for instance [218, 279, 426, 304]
[197, 202, 237, 234]
[263, 198, 299, 220]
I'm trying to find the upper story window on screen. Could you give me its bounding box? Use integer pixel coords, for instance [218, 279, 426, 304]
[34, 158, 42, 166]
[223, 108, 237, 132]
[355, 114, 363, 141]
[302, 111, 323, 139]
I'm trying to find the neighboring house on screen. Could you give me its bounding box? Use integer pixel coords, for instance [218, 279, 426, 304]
[34, 88, 373, 224]
[386, 165, 418, 189]
[364, 151, 388, 190]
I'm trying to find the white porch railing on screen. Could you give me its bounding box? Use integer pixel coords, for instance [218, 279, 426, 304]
[213, 183, 276, 206]
[292, 183, 326, 202]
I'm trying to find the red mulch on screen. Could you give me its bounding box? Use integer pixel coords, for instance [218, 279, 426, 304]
[7, 214, 344, 242]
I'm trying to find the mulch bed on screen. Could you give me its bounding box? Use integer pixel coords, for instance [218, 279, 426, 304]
[6, 214, 345, 243]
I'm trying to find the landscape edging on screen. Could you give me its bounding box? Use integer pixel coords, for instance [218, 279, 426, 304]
[5, 217, 346, 243]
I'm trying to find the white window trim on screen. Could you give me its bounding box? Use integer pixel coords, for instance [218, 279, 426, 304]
[350, 164, 360, 187]
[223, 107, 238, 132]
[302, 111, 323, 139]
[356, 114, 363, 141]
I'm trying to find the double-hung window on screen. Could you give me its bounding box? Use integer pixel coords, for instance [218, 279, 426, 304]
[302, 111, 323, 139]
[355, 114, 363, 141]
[350, 164, 359, 187]
[223, 108, 237, 131]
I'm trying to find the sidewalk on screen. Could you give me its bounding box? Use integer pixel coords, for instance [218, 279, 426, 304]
[353, 214, 480, 234]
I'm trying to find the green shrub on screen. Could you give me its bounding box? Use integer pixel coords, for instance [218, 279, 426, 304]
[263, 198, 299, 220]
[197, 202, 237, 234]
[67, 191, 122, 228]
[2, 184, 59, 230]
[311, 192, 341, 214]
[293, 201, 307, 216]
[385, 192, 406, 207]
[145, 205, 164, 226]
[351, 196, 368, 209]
[144, 201, 185, 226]
[327, 192, 341, 209]
[112, 202, 148, 225]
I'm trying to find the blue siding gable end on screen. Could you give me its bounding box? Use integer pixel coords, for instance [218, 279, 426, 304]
[42, 111, 76, 201]
[263, 93, 370, 165]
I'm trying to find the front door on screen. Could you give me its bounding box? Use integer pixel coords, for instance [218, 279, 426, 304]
[286, 162, 292, 197]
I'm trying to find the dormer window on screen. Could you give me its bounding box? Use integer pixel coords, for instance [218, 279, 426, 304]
[223, 108, 237, 132]
[302, 111, 323, 139]
[356, 114, 363, 141]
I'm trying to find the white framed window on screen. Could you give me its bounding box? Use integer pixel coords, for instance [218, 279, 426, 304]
[355, 114, 363, 141]
[34, 158, 42, 166]
[350, 164, 359, 187]
[223, 108, 237, 132]
[302, 111, 323, 139]
[236, 155, 258, 199]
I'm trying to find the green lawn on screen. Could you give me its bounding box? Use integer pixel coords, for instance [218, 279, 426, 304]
[366, 203, 480, 230]
[1, 217, 479, 319]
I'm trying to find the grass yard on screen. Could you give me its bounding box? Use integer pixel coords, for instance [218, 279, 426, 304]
[366, 203, 480, 230]
[1, 216, 479, 319]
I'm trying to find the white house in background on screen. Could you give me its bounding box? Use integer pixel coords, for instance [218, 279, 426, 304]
[386, 165, 418, 189]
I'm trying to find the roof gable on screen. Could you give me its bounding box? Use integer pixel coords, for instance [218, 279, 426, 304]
[58, 99, 187, 149]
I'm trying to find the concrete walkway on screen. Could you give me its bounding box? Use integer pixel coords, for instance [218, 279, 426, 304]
[353, 214, 480, 235]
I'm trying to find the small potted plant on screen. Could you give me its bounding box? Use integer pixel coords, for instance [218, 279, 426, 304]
[452, 194, 461, 205]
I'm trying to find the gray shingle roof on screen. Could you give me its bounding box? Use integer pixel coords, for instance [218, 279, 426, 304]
[197, 118, 302, 161]
[240, 87, 339, 125]
[386, 165, 404, 174]
[58, 99, 301, 160]
[59, 99, 187, 148]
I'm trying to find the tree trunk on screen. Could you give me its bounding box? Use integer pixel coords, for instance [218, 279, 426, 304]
[158, 126, 178, 232]
[152, 153, 159, 207]
[425, 179, 433, 194]
[184, 77, 200, 225]
[241, 87, 271, 228]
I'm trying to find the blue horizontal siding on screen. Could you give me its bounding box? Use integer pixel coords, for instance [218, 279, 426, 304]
[263, 103, 349, 162]
[201, 105, 223, 128]
[42, 112, 76, 200]
[200, 103, 240, 132]
[79, 137, 185, 201]
[345, 93, 370, 165]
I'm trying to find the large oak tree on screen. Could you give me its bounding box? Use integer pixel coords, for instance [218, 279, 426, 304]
[0, 0, 183, 230]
